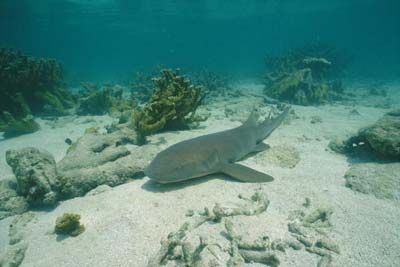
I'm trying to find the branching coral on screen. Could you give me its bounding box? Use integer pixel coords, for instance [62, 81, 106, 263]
[132, 69, 206, 144]
[0, 48, 76, 137]
[0, 48, 76, 117]
[190, 70, 231, 101]
[77, 84, 134, 117]
[265, 43, 351, 79]
[264, 44, 346, 105]
[129, 72, 154, 103]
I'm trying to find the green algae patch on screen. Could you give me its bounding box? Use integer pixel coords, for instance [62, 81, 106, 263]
[55, 213, 85, 237]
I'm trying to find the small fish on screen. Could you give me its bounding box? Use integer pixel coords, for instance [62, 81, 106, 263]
[145, 107, 290, 183]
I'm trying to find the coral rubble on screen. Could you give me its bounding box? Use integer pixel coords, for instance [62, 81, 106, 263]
[287, 202, 338, 267]
[149, 191, 340, 267]
[147, 190, 273, 267]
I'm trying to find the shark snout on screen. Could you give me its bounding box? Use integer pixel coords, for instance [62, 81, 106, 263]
[144, 164, 161, 180]
[145, 156, 176, 183]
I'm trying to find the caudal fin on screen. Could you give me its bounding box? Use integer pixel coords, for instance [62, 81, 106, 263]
[258, 106, 290, 141]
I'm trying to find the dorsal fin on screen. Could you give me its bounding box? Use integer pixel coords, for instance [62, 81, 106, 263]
[243, 110, 260, 127]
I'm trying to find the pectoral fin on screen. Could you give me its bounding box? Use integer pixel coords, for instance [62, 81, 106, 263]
[253, 142, 270, 152]
[220, 163, 274, 183]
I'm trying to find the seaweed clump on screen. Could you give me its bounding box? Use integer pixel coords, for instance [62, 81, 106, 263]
[264, 44, 348, 105]
[54, 213, 85, 237]
[132, 69, 206, 144]
[0, 48, 76, 137]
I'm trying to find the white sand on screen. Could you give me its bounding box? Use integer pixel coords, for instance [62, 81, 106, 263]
[1, 83, 400, 267]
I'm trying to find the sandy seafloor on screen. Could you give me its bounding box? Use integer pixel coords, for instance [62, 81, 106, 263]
[0, 82, 400, 267]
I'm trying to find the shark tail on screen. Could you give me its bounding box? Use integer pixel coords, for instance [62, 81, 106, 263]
[257, 106, 290, 141]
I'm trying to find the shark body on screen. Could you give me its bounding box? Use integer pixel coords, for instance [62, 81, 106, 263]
[145, 108, 289, 183]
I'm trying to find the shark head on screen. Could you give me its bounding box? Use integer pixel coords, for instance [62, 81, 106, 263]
[144, 142, 220, 183]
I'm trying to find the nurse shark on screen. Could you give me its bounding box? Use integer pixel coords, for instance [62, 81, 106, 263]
[145, 107, 290, 183]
